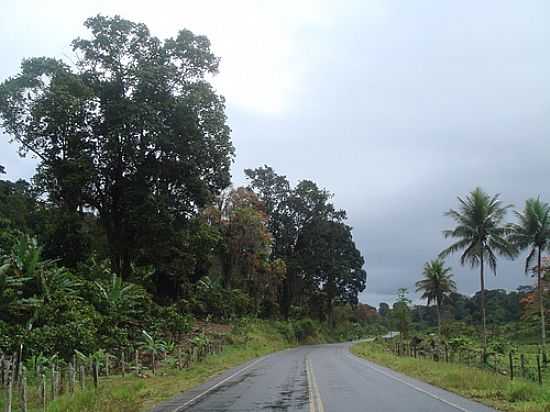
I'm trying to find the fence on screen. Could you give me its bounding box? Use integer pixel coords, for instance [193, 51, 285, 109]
[0, 337, 225, 412]
[388, 340, 547, 385]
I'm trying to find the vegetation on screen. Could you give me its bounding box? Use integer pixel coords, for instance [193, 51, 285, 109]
[439, 188, 516, 350]
[0, 320, 293, 412]
[0, 15, 371, 411]
[359, 188, 550, 410]
[415, 259, 456, 335]
[509, 198, 550, 347]
[352, 341, 550, 412]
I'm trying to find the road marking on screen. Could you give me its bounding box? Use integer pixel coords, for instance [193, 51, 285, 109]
[306, 358, 325, 412]
[343, 353, 472, 412]
[172, 356, 266, 412]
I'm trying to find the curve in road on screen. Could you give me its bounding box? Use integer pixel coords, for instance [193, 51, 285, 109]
[151, 342, 498, 412]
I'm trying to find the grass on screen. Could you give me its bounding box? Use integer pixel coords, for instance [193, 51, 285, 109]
[0, 320, 293, 412]
[352, 341, 550, 412]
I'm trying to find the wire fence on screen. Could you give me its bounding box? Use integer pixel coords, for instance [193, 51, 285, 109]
[0, 336, 225, 412]
[386, 340, 548, 385]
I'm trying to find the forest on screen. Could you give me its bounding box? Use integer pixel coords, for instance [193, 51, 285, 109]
[0, 15, 368, 362]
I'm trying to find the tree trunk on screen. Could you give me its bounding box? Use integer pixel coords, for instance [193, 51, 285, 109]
[480, 250, 487, 352]
[327, 297, 335, 329]
[538, 247, 546, 347]
[436, 298, 442, 336]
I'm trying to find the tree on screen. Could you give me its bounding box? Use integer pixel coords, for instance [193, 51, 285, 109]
[508, 197, 550, 347]
[393, 288, 411, 343]
[440, 188, 516, 350]
[0, 15, 234, 277]
[415, 259, 456, 335]
[378, 302, 390, 317]
[297, 219, 366, 327]
[245, 166, 347, 319]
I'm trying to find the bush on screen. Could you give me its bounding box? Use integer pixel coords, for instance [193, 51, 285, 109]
[293, 319, 318, 342]
[150, 305, 193, 340]
[26, 297, 101, 359]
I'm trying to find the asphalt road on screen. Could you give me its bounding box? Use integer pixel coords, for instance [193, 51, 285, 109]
[151, 342, 498, 412]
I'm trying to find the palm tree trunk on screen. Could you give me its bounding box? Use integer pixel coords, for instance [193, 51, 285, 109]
[480, 251, 487, 352]
[538, 247, 546, 347]
[436, 299, 442, 336]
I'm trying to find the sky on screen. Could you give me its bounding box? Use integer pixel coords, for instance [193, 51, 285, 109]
[1, 0, 550, 307]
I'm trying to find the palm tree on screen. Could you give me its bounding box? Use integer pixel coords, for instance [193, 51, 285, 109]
[439, 188, 516, 350]
[508, 197, 550, 347]
[416, 259, 456, 335]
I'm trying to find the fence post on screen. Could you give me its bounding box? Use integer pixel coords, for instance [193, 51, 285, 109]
[68, 363, 75, 393]
[121, 351, 126, 377]
[135, 350, 140, 376]
[5, 360, 13, 412]
[537, 355, 542, 385]
[520, 354, 526, 378]
[20, 366, 28, 412]
[41, 373, 47, 412]
[509, 352, 514, 380]
[51, 365, 56, 400]
[79, 365, 85, 390]
[92, 361, 99, 389]
[105, 354, 110, 377]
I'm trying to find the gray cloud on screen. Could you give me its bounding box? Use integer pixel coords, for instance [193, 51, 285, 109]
[2, 0, 550, 306]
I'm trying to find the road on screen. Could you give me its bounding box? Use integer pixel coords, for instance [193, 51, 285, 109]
[151, 342, 498, 412]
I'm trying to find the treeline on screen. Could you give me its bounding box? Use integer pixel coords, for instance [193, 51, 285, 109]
[0, 15, 367, 358]
[375, 188, 550, 349]
[373, 287, 531, 331]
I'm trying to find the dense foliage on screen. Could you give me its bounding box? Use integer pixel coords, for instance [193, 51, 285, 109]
[0, 16, 368, 359]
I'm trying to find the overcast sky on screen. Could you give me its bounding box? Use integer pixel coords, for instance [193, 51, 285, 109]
[1, 1, 549, 307]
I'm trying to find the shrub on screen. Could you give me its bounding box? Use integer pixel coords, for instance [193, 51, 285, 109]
[293, 319, 318, 342]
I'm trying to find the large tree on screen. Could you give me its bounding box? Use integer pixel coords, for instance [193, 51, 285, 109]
[415, 259, 456, 335]
[440, 188, 516, 350]
[297, 219, 366, 327]
[0, 15, 234, 277]
[508, 197, 550, 347]
[245, 166, 349, 319]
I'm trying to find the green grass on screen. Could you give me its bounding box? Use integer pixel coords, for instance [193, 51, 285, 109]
[0, 320, 293, 412]
[352, 341, 550, 412]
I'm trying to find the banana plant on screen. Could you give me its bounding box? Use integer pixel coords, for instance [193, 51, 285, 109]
[140, 330, 167, 375]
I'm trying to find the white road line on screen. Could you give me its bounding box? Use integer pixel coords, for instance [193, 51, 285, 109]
[172, 356, 267, 412]
[306, 358, 325, 412]
[343, 353, 472, 412]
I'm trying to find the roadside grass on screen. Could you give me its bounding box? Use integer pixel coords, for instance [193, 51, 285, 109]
[0, 320, 293, 412]
[351, 341, 550, 412]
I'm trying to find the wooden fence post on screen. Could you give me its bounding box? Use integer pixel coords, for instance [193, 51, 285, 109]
[5, 360, 13, 412]
[135, 350, 140, 376]
[79, 365, 85, 390]
[509, 352, 514, 380]
[20, 366, 28, 412]
[121, 352, 126, 377]
[537, 355, 542, 385]
[92, 361, 99, 389]
[105, 354, 110, 377]
[0, 353, 4, 387]
[520, 354, 526, 378]
[41, 373, 47, 412]
[68, 363, 75, 393]
[51, 365, 57, 400]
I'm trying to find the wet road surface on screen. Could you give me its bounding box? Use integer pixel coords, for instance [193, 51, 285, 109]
[151, 342, 498, 412]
